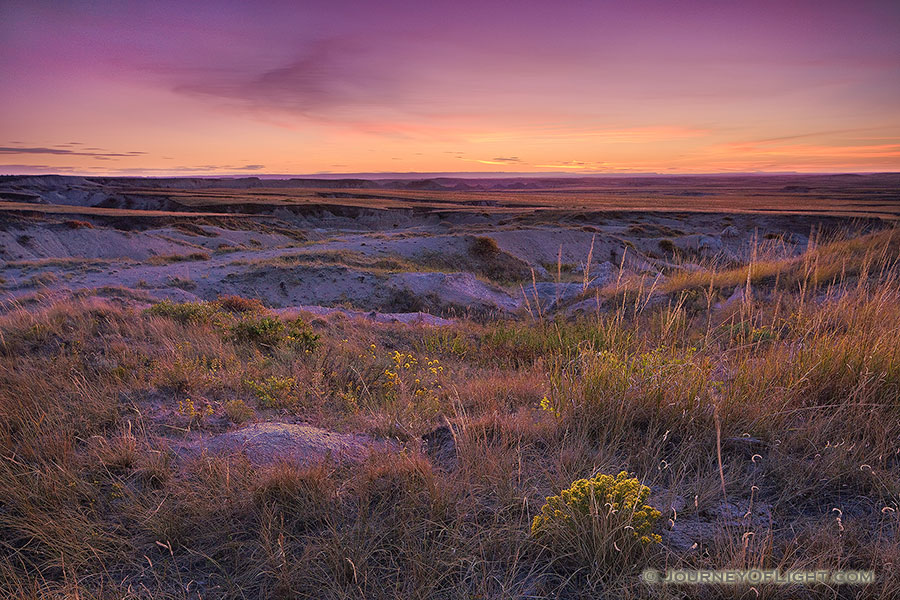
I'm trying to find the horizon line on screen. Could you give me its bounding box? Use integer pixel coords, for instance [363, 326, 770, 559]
[4, 170, 900, 180]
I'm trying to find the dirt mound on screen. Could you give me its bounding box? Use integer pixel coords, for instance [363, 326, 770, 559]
[650, 492, 773, 552]
[203, 422, 392, 465]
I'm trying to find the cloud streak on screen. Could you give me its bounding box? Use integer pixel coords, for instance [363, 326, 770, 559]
[171, 38, 406, 118]
[0, 163, 267, 176]
[0, 146, 145, 159]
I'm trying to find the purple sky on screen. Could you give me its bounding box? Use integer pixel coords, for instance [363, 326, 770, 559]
[2, 0, 899, 175]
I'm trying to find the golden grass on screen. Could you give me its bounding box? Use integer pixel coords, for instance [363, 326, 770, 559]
[609, 227, 899, 298]
[145, 251, 212, 265]
[0, 229, 899, 598]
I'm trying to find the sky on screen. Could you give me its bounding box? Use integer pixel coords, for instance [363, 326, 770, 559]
[1, 0, 899, 176]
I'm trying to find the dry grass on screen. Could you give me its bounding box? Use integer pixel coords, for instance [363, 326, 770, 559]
[656, 227, 898, 294]
[0, 229, 898, 598]
[145, 252, 212, 266]
[229, 249, 414, 273]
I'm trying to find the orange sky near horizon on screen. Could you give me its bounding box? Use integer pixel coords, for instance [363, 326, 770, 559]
[2, 1, 899, 176]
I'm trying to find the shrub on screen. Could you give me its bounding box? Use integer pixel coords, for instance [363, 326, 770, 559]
[422, 329, 470, 359]
[470, 236, 500, 257]
[247, 375, 296, 408]
[284, 317, 320, 353]
[629, 223, 684, 237]
[229, 315, 286, 348]
[224, 399, 255, 423]
[658, 238, 676, 253]
[176, 397, 214, 427]
[353, 452, 441, 513]
[531, 471, 661, 565]
[229, 315, 319, 352]
[381, 351, 444, 406]
[384, 288, 426, 313]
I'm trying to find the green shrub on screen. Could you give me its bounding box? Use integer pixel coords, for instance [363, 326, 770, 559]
[230, 315, 285, 348]
[284, 318, 320, 353]
[229, 315, 319, 352]
[247, 376, 296, 409]
[532, 471, 661, 559]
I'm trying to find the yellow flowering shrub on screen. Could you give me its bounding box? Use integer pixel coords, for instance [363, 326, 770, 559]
[378, 350, 446, 426]
[177, 397, 215, 426]
[247, 375, 296, 408]
[539, 395, 561, 418]
[532, 471, 661, 546]
[382, 351, 444, 400]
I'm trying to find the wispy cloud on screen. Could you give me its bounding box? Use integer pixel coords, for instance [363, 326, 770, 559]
[0, 145, 145, 159]
[172, 38, 404, 118]
[108, 164, 269, 174]
[731, 128, 885, 146]
[474, 156, 523, 165]
[715, 137, 900, 159]
[0, 163, 266, 176]
[467, 126, 709, 145]
[534, 160, 601, 170]
[0, 164, 82, 174]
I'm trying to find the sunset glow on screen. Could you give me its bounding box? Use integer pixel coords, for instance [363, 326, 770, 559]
[2, 0, 899, 175]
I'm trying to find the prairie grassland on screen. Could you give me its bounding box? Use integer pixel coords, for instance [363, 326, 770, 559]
[5, 173, 900, 219]
[1, 228, 899, 599]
